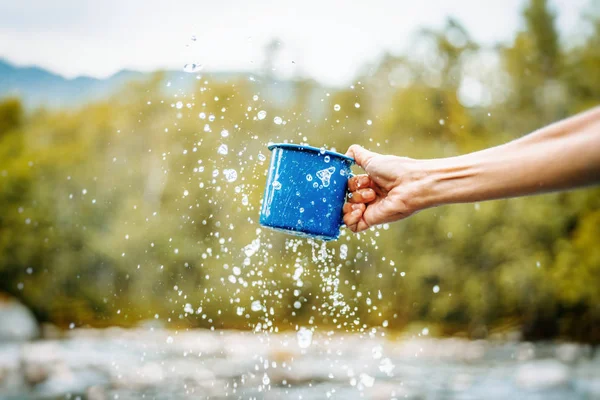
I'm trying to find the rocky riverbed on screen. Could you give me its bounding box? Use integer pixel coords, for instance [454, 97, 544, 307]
[1, 326, 599, 400]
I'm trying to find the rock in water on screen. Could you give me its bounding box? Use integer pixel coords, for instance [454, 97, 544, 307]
[0, 294, 39, 342]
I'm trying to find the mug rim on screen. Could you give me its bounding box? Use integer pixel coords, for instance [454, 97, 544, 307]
[267, 143, 355, 164]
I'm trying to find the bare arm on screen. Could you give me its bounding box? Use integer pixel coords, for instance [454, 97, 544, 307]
[343, 106, 600, 232]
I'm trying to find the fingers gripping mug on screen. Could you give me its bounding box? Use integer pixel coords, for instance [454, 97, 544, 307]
[259, 144, 354, 241]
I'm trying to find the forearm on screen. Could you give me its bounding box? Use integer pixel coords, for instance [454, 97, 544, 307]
[417, 107, 600, 208]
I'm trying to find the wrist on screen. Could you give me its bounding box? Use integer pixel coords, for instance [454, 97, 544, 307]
[409, 156, 478, 210]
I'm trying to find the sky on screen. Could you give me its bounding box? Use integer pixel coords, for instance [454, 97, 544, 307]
[0, 0, 592, 86]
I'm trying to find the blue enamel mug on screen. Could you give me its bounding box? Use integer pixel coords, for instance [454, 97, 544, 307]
[259, 143, 354, 241]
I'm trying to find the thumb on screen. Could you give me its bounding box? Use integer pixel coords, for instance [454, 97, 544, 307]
[346, 144, 378, 170]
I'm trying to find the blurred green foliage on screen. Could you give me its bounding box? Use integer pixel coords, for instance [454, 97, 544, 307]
[1, 0, 599, 342]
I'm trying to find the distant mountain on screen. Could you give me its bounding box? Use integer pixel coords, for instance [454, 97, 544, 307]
[0, 59, 153, 108]
[0, 59, 316, 110]
[0, 59, 259, 109]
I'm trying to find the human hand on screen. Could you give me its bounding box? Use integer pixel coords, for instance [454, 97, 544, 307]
[343, 145, 426, 232]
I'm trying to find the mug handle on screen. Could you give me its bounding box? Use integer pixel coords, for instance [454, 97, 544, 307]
[346, 173, 355, 199]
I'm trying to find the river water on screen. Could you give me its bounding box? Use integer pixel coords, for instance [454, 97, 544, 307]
[0, 328, 598, 399]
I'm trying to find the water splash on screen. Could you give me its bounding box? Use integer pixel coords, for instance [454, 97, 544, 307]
[217, 144, 228, 155]
[340, 244, 348, 260]
[359, 373, 375, 388]
[223, 169, 237, 182]
[251, 300, 262, 312]
[379, 358, 395, 376]
[297, 327, 313, 349]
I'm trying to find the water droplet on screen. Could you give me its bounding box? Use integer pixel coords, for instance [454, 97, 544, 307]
[253, 95, 259, 101]
[218, 144, 228, 155]
[359, 373, 375, 388]
[316, 166, 336, 187]
[324, 155, 330, 163]
[166, 336, 174, 344]
[251, 300, 262, 312]
[273, 116, 283, 125]
[258, 153, 267, 162]
[223, 169, 237, 182]
[294, 301, 302, 309]
[439, 119, 445, 125]
[262, 373, 270, 386]
[221, 129, 229, 137]
[372, 345, 383, 360]
[297, 327, 313, 349]
[306, 174, 313, 181]
[183, 190, 189, 197]
[422, 327, 429, 335]
[433, 285, 440, 293]
[333, 104, 341, 111]
[367, 119, 373, 125]
[272, 181, 282, 190]
[340, 244, 348, 260]
[199, 112, 206, 119]
[355, 102, 360, 108]
[208, 114, 215, 122]
[257, 110, 267, 120]
[379, 358, 395, 376]
[175, 101, 183, 109]
[312, 182, 318, 188]
[183, 63, 202, 73]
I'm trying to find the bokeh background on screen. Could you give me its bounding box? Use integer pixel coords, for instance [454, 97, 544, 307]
[0, 0, 599, 398]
